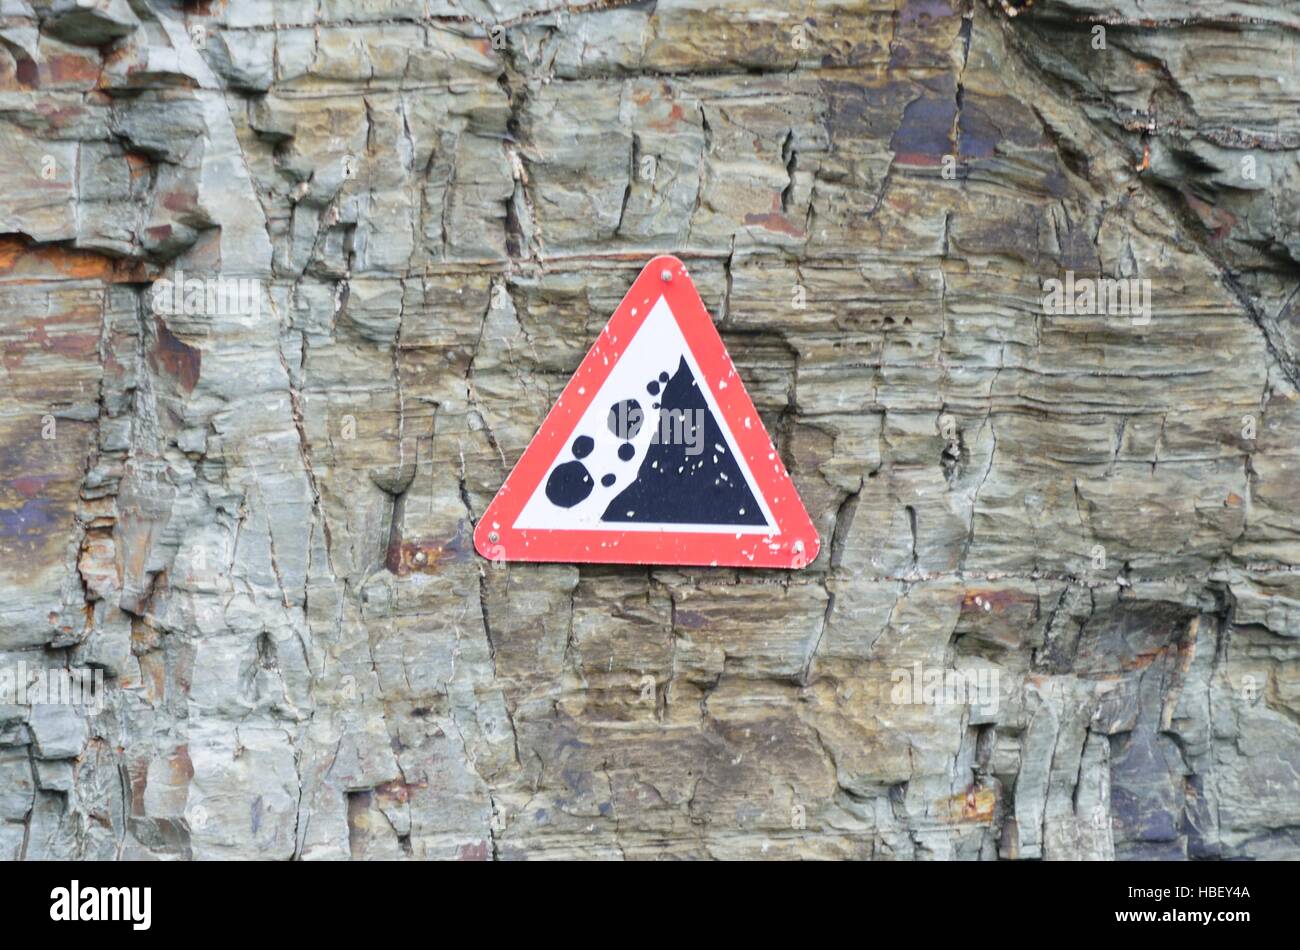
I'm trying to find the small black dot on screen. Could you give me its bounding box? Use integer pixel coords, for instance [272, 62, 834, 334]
[652, 402, 660, 409]
[617, 442, 635, 461]
[572, 435, 594, 459]
[601, 473, 616, 487]
[646, 380, 660, 395]
[659, 372, 669, 382]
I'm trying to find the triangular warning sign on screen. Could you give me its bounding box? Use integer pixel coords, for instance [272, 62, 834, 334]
[474, 255, 820, 569]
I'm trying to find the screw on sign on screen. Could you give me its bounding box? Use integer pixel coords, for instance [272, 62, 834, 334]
[486, 536, 507, 570]
[473, 256, 820, 569]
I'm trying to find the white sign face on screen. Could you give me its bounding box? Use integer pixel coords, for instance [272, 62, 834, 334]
[513, 296, 776, 534]
[474, 254, 820, 569]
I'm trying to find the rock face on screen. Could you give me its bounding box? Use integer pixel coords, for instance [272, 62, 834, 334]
[0, 0, 1297, 860]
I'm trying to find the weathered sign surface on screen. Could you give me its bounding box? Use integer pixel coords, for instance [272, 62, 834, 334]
[476, 256, 818, 568]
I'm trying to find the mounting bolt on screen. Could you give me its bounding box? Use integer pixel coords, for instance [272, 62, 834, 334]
[488, 531, 499, 543]
[413, 550, 428, 566]
[660, 269, 673, 282]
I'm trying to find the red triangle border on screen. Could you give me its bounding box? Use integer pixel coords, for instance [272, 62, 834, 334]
[473, 255, 820, 569]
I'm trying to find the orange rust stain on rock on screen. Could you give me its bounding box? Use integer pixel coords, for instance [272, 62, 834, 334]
[4, 307, 102, 372]
[1135, 141, 1151, 173]
[0, 235, 146, 283]
[162, 188, 200, 214]
[14, 56, 38, 88]
[78, 526, 119, 600]
[942, 786, 996, 822]
[168, 745, 195, 784]
[1185, 193, 1236, 241]
[385, 537, 462, 575]
[11, 475, 51, 498]
[138, 651, 166, 705]
[744, 197, 805, 237]
[879, 194, 916, 218]
[744, 210, 805, 236]
[34, 101, 90, 132]
[1121, 646, 1165, 673]
[148, 317, 201, 392]
[125, 152, 153, 180]
[16, 318, 99, 359]
[647, 102, 686, 131]
[101, 43, 133, 72]
[961, 588, 1033, 612]
[893, 150, 943, 167]
[385, 523, 471, 575]
[46, 52, 102, 86]
[374, 780, 415, 805]
[127, 758, 149, 817]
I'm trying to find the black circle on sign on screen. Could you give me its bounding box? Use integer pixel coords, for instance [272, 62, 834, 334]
[545, 461, 593, 507]
[607, 399, 643, 440]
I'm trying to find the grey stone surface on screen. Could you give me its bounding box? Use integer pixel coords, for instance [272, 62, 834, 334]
[0, 0, 1296, 859]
